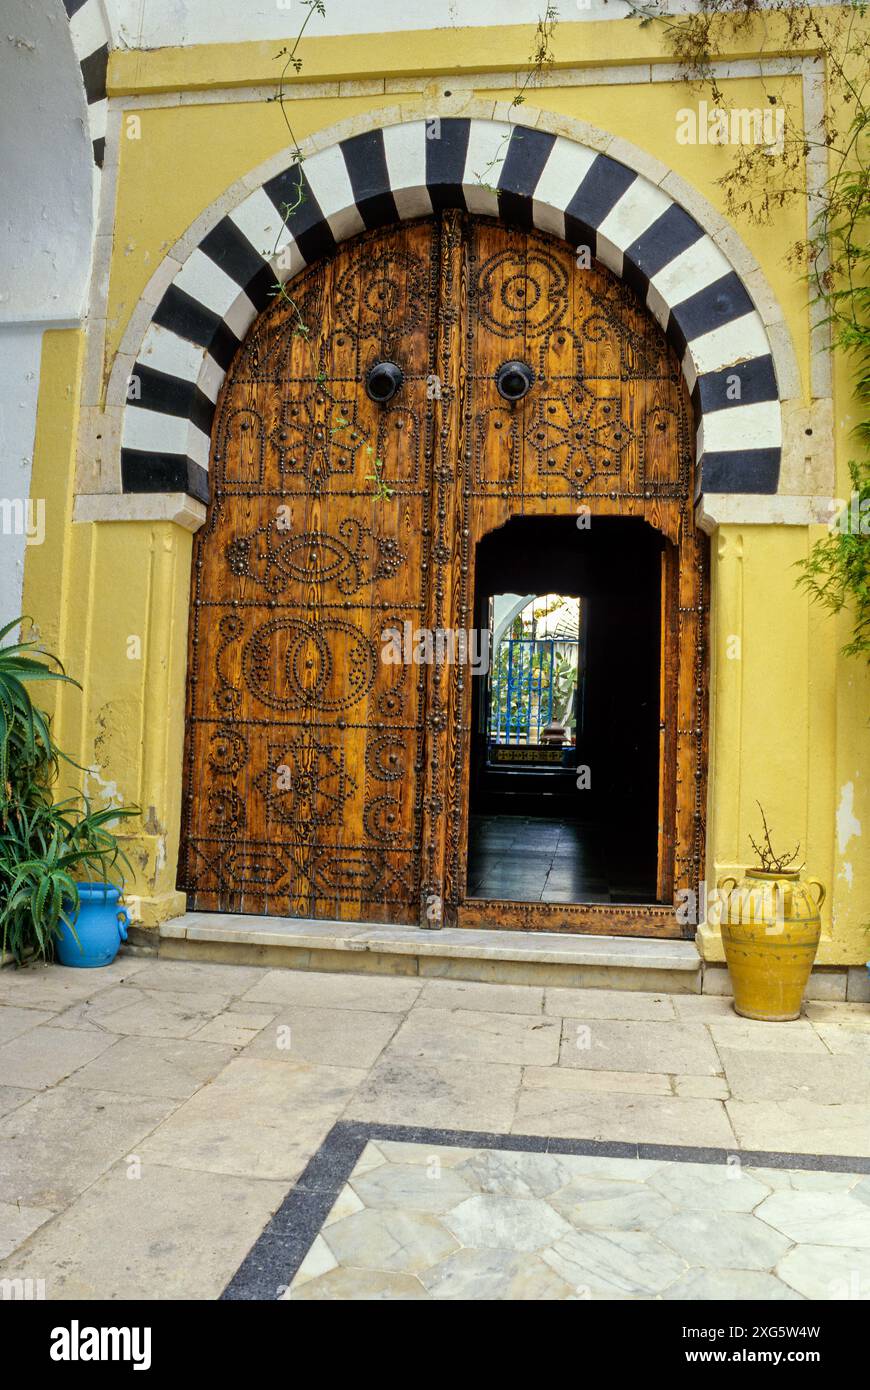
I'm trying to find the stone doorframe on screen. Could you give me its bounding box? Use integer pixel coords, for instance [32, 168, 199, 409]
[67, 101, 836, 930]
[74, 100, 833, 540]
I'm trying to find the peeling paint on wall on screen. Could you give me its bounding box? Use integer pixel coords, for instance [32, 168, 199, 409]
[837, 781, 862, 856]
[84, 764, 121, 807]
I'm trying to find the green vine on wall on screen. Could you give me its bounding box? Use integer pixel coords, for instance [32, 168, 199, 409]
[265, 3, 560, 509]
[259, 2, 869, 649]
[474, 5, 560, 190]
[268, 0, 325, 327]
[623, 0, 869, 659]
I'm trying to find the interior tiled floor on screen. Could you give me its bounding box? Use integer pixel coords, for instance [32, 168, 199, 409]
[284, 1139, 870, 1301]
[0, 956, 868, 1299]
[466, 815, 656, 903]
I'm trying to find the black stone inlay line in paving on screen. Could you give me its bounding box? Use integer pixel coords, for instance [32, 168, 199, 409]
[220, 1120, 870, 1301]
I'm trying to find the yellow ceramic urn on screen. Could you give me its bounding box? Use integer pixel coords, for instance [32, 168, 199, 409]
[714, 869, 826, 1021]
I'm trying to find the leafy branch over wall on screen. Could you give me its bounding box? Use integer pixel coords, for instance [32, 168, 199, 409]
[623, 0, 869, 659]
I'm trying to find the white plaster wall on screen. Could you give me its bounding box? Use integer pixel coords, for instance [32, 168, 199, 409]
[0, 0, 94, 627]
[0, 1, 94, 326]
[0, 327, 45, 631]
[106, 0, 641, 48]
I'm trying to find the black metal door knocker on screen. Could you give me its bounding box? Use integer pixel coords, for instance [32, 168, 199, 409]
[365, 361, 404, 403]
[496, 360, 534, 402]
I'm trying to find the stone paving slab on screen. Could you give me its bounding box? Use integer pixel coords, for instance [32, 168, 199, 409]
[0, 1200, 53, 1261]
[49, 985, 234, 1040]
[138, 1055, 366, 1182]
[522, 1064, 672, 1096]
[673, 1075, 730, 1100]
[708, 1018, 829, 1054]
[0, 1161, 287, 1300]
[244, 1005, 404, 1070]
[0, 960, 146, 1011]
[670, 995, 739, 1020]
[416, 979, 546, 1015]
[0, 1005, 56, 1044]
[0, 1086, 176, 1211]
[805, 1001, 870, 1030]
[63, 1035, 237, 1100]
[726, 1098, 870, 1159]
[122, 961, 269, 997]
[558, 1018, 721, 1076]
[188, 1010, 276, 1047]
[348, 1055, 522, 1132]
[0, 1085, 37, 1119]
[545, 988, 675, 1021]
[241, 969, 423, 1013]
[720, 1047, 870, 1105]
[0, 1025, 120, 1090]
[815, 1024, 870, 1057]
[513, 1078, 738, 1147]
[387, 1006, 561, 1066]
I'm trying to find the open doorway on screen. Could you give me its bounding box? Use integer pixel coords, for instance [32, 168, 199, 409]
[467, 515, 665, 906]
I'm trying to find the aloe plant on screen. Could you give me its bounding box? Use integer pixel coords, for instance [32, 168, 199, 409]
[0, 620, 137, 964]
[0, 617, 78, 789]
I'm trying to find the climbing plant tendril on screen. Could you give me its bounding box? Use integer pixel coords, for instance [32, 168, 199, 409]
[623, 0, 869, 660]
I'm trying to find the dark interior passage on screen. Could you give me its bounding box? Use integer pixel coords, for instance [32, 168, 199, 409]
[466, 515, 666, 905]
[467, 816, 657, 904]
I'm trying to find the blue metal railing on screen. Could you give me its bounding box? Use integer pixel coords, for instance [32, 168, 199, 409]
[491, 638, 580, 744]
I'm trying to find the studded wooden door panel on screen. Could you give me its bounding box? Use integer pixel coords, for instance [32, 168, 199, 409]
[435, 215, 708, 935]
[179, 220, 439, 922]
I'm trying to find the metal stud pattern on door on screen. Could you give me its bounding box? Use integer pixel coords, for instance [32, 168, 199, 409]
[178, 214, 708, 934]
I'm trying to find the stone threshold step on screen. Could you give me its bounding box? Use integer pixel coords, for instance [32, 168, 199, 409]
[160, 912, 703, 993]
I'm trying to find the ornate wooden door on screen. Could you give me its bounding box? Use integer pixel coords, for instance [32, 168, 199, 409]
[179, 213, 707, 935]
[435, 217, 708, 936]
[179, 221, 438, 923]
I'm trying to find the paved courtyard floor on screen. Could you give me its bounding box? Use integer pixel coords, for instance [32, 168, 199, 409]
[0, 957, 868, 1300]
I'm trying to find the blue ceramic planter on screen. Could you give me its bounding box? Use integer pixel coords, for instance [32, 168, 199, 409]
[56, 883, 130, 968]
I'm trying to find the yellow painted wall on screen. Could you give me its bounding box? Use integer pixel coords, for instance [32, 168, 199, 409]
[23, 332, 190, 925]
[23, 15, 869, 960]
[704, 522, 869, 966]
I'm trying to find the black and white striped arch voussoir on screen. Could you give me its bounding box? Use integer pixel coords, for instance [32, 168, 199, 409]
[63, 0, 109, 167]
[120, 118, 783, 508]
